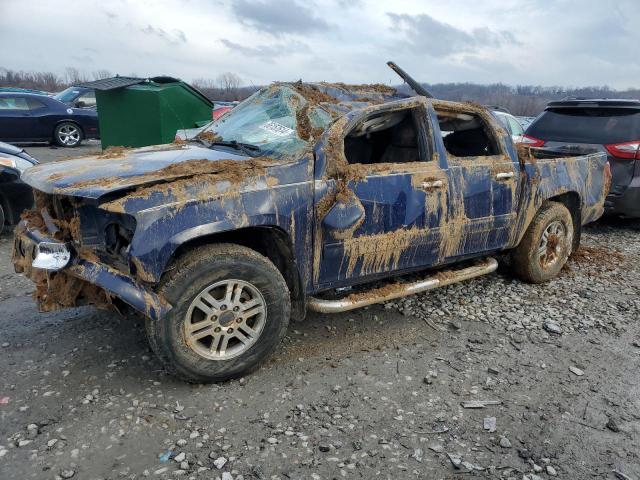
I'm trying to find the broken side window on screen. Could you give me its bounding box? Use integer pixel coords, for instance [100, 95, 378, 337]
[436, 109, 500, 158]
[344, 107, 429, 165]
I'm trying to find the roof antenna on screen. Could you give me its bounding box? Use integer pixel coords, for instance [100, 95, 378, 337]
[386, 61, 434, 98]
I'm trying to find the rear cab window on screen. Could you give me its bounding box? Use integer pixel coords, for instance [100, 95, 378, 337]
[527, 107, 640, 144]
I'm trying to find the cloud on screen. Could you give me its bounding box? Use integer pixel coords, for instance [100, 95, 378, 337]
[140, 25, 188, 45]
[220, 38, 309, 61]
[387, 12, 517, 57]
[1, 0, 638, 89]
[71, 54, 94, 64]
[231, 0, 330, 36]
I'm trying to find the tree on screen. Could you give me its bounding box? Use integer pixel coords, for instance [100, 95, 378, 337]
[64, 67, 88, 85]
[92, 69, 112, 80]
[216, 72, 242, 93]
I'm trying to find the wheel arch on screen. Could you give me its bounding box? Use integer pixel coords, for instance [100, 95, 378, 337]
[168, 226, 306, 321]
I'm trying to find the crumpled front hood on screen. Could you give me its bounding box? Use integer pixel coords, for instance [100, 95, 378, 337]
[21, 144, 250, 199]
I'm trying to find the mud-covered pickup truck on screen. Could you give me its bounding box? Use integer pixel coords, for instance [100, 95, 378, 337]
[13, 65, 610, 382]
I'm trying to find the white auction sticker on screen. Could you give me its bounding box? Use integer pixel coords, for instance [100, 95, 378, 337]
[259, 120, 294, 137]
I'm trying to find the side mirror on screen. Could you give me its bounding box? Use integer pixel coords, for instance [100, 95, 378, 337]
[75, 100, 86, 108]
[321, 193, 365, 239]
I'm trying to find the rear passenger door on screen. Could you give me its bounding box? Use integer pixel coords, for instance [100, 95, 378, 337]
[432, 103, 519, 258]
[314, 99, 448, 287]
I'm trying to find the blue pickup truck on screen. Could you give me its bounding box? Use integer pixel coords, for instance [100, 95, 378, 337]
[12, 66, 609, 382]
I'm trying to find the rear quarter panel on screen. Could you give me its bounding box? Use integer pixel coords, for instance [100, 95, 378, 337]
[510, 149, 608, 246]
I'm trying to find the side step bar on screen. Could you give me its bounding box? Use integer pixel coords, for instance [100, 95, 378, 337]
[307, 257, 498, 314]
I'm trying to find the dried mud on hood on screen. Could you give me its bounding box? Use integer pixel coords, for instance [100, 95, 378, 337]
[99, 157, 280, 212]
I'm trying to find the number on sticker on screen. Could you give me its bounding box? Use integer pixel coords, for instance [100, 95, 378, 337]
[259, 121, 295, 137]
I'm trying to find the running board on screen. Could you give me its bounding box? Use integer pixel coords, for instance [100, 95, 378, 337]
[307, 257, 498, 314]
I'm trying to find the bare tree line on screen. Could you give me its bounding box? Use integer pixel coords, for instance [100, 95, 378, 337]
[192, 73, 258, 102]
[419, 82, 640, 116]
[1, 67, 638, 114]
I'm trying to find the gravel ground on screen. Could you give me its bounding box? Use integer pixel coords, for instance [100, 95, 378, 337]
[1, 147, 639, 479]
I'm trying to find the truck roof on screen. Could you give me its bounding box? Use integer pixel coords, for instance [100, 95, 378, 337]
[286, 81, 409, 107]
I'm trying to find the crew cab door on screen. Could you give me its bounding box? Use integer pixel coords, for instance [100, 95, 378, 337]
[313, 98, 448, 288]
[431, 103, 520, 258]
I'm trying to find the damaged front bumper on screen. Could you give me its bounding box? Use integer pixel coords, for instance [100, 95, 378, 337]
[13, 224, 172, 321]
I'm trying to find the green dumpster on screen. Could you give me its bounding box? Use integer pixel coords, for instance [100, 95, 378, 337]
[80, 76, 213, 149]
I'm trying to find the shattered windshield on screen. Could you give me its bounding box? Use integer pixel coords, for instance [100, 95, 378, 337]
[197, 85, 334, 158]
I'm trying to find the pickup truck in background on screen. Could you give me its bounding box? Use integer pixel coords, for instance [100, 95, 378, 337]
[12, 64, 610, 382]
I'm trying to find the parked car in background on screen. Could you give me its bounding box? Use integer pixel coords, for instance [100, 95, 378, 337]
[0, 141, 37, 233]
[524, 99, 640, 217]
[0, 92, 99, 147]
[54, 86, 96, 109]
[212, 101, 237, 120]
[517, 116, 536, 130]
[213, 105, 233, 120]
[491, 109, 525, 143]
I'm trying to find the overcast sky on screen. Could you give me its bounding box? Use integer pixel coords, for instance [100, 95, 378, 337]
[1, 0, 638, 89]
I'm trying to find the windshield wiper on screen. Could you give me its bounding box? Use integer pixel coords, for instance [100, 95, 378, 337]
[209, 140, 262, 156]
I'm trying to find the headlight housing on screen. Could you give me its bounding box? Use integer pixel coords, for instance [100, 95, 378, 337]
[0, 155, 36, 174]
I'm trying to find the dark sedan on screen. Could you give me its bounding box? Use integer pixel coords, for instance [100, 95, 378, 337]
[0, 141, 38, 233]
[0, 92, 99, 147]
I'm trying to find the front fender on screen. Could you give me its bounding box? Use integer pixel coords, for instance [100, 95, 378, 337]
[123, 181, 314, 284]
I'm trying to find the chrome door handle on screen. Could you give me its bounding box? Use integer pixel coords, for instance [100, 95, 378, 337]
[495, 172, 514, 180]
[421, 180, 444, 189]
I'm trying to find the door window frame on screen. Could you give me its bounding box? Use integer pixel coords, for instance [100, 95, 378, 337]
[431, 101, 511, 164]
[318, 97, 449, 181]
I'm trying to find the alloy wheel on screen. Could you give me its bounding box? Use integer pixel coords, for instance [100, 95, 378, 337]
[537, 220, 566, 269]
[184, 279, 267, 360]
[58, 124, 80, 146]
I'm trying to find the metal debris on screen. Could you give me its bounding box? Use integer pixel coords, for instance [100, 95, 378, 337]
[483, 417, 497, 433]
[462, 400, 502, 408]
[569, 366, 584, 376]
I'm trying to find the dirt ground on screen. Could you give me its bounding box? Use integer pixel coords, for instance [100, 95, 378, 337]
[1, 146, 639, 479]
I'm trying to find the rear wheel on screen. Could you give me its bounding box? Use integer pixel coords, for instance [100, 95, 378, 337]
[511, 202, 573, 283]
[0, 203, 5, 234]
[54, 122, 83, 147]
[146, 244, 290, 383]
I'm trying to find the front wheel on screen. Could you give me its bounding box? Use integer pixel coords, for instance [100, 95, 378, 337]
[54, 122, 83, 147]
[511, 202, 574, 283]
[146, 244, 291, 383]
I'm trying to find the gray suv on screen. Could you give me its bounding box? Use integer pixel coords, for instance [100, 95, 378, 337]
[524, 99, 640, 217]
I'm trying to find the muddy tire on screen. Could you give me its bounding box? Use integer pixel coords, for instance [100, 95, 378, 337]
[146, 243, 290, 383]
[511, 202, 574, 284]
[0, 203, 5, 234]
